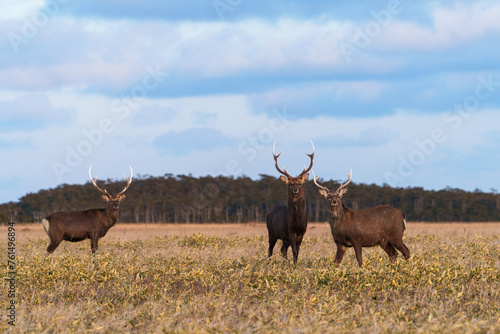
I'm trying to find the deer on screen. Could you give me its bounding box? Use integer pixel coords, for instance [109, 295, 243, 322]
[41, 165, 133, 254]
[313, 170, 410, 267]
[266, 141, 314, 263]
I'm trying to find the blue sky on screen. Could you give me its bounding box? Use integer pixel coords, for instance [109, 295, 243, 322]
[1, 0, 500, 204]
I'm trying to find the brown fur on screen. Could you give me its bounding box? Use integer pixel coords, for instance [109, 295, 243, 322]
[267, 174, 309, 263]
[315, 173, 410, 266]
[42, 165, 132, 254]
[42, 194, 125, 254]
[267, 141, 314, 263]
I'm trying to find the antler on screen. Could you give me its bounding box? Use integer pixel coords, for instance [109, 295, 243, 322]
[312, 171, 330, 192]
[89, 165, 111, 197]
[336, 169, 352, 193]
[88, 165, 133, 197]
[273, 141, 315, 178]
[272, 141, 292, 179]
[116, 165, 133, 196]
[298, 141, 315, 178]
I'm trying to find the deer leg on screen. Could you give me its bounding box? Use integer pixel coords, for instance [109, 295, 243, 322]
[392, 240, 411, 261]
[292, 234, 305, 264]
[380, 242, 398, 263]
[334, 243, 347, 265]
[295, 234, 304, 253]
[281, 240, 289, 258]
[353, 243, 363, 267]
[91, 238, 99, 254]
[47, 239, 60, 254]
[268, 236, 277, 258]
[290, 233, 299, 263]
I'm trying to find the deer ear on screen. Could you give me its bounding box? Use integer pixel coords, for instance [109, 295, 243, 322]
[118, 194, 126, 201]
[300, 173, 309, 183]
[102, 195, 110, 201]
[318, 189, 328, 198]
[280, 175, 289, 184]
[338, 187, 348, 197]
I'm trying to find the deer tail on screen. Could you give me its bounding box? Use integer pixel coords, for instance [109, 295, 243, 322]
[41, 219, 50, 236]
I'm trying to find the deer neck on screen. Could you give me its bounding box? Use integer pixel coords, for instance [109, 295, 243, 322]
[104, 206, 120, 227]
[329, 204, 348, 226]
[288, 194, 306, 219]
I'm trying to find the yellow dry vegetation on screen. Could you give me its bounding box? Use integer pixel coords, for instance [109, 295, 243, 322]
[1, 223, 500, 333]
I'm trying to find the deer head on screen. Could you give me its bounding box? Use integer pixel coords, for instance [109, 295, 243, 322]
[273, 141, 315, 198]
[89, 165, 133, 210]
[313, 170, 352, 216]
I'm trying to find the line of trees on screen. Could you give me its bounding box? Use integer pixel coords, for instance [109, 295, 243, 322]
[2, 174, 500, 223]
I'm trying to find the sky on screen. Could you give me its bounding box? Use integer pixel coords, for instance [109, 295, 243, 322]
[1, 0, 500, 204]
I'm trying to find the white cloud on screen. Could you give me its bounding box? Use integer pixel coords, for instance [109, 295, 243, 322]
[0, 93, 76, 131]
[433, 2, 500, 41]
[1, 0, 500, 205]
[128, 94, 259, 139]
[0, 88, 498, 203]
[0, 0, 42, 20]
[253, 80, 387, 108]
[261, 108, 500, 189]
[4, 2, 499, 92]
[0, 17, 357, 90]
[375, 1, 500, 50]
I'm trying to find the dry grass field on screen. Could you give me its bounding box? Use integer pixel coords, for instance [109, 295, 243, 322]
[9, 221, 500, 241]
[2, 222, 500, 333]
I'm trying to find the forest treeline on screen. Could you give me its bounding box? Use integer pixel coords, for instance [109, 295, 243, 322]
[2, 174, 500, 223]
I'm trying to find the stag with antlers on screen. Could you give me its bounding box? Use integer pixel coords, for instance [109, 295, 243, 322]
[313, 170, 410, 267]
[41, 165, 133, 254]
[266, 141, 314, 263]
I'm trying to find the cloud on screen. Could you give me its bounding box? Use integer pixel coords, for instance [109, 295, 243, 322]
[353, 127, 395, 147]
[3, 1, 500, 100]
[0, 16, 397, 92]
[60, 1, 217, 21]
[61, 0, 495, 27]
[1, 0, 500, 205]
[153, 127, 233, 155]
[360, 2, 500, 52]
[133, 105, 178, 125]
[0, 0, 41, 20]
[0, 93, 75, 130]
[56, 0, 399, 22]
[0, 137, 32, 150]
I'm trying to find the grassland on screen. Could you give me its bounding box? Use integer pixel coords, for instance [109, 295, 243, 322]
[2, 223, 500, 333]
